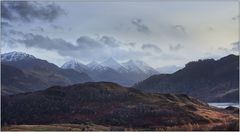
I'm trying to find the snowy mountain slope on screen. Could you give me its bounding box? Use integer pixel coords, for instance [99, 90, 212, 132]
[61, 60, 89, 73]
[122, 60, 145, 74]
[1, 51, 36, 62]
[123, 60, 158, 75]
[87, 61, 108, 71]
[100, 58, 128, 73]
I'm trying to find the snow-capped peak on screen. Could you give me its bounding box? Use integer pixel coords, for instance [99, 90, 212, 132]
[101, 58, 122, 69]
[122, 60, 144, 73]
[100, 58, 128, 73]
[1, 51, 36, 62]
[61, 59, 88, 72]
[125, 60, 158, 75]
[86, 61, 104, 70]
[87, 61, 99, 68]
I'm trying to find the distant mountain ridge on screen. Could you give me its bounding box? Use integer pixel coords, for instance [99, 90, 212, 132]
[61, 57, 159, 86]
[61, 58, 158, 75]
[1, 52, 92, 95]
[2, 51, 238, 103]
[1, 51, 159, 94]
[101, 58, 128, 73]
[134, 54, 239, 102]
[62, 60, 89, 73]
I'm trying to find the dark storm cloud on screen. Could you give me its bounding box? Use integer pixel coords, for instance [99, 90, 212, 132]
[1, 1, 65, 22]
[100, 36, 119, 47]
[131, 18, 151, 34]
[169, 44, 182, 51]
[142, 44, 161, 52]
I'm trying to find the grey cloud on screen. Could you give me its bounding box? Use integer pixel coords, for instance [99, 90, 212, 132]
[218, 47, 229, 52]
[31, 26, 44, 32]
[16, 33, 104, 58]
[231, 41, 239, 52]
[17, 32, 121, 53]
[51, 24, 63, 30]
[1, 21, 12, 28]
[1, 1, 65, 22]
[131, 18, 151, 34]
[15, 32, 148, 61]
[157, 65, 182, 74]
[76, 36, 103, 49]
[142, 44, 161, 52]
[16, 34, 88, 59]
[232, 15, 240, 21]
[169, 44, 182, 51]
[167, 25, 187, 39]
[208, 27, 214, 31]
[152, 53, 184, 61]
[18, 33, 76, 51]
[203, 53, 221, 60]
[126, 42, 136, 47]
[100, 36, 119, 47]
[218, 41, 239, 53]
[172, 25, 186, 34]
[9, 30, 25, 37]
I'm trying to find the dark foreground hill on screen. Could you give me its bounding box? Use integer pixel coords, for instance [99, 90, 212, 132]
[2, 82, 239, 131]
[134, 54, 239, 102]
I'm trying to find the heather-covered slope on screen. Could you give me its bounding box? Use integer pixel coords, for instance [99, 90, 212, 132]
[2, 82, 239, 130]
[134, 54, 239, 102]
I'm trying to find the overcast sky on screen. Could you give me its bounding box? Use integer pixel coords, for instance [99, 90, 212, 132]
[1, 1, 239, 68]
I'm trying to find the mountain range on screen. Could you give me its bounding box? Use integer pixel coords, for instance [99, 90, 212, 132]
[1, 51, 239, 103]
[2, 82, 239, 130]
[61, 57, 159, 86]
[1, 51, 159, 94]
[1, 51, 239, 130]
[134, 54, 239, 102]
